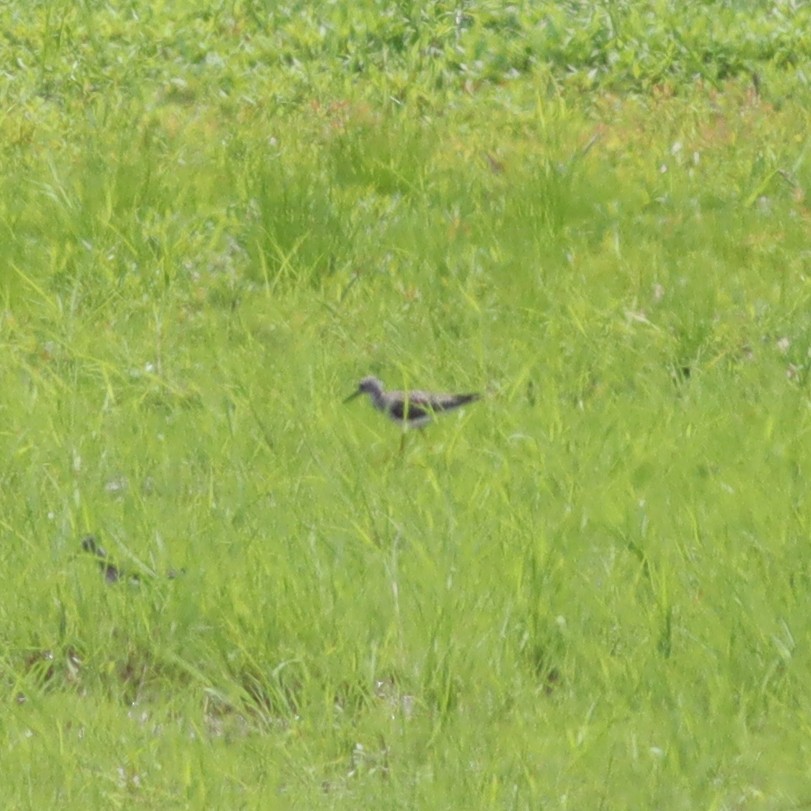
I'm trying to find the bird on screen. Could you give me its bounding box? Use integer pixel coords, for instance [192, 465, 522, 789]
[343, 376, 481, 429]
[81, 535, 125, 584]
[80, 535, 185, 584]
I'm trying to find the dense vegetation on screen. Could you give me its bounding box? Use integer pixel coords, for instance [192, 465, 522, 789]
[3, 2, 810, 807]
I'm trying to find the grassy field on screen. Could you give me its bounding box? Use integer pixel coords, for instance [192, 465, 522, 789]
[3, 1, 811, 808]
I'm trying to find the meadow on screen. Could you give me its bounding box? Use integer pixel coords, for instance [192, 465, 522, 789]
[2, 1, 811, 808]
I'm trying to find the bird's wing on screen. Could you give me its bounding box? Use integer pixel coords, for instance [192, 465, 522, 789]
[388, 396, 432, 422]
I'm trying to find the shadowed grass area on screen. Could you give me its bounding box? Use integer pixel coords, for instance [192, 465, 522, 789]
[2, 2, 811, 808]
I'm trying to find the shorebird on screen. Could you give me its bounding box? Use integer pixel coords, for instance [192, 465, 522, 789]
[343, 376, 481, 430]
[81, 535, 124, 584]
[81, 535, 184, 584]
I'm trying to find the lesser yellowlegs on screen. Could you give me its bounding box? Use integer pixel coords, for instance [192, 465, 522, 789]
[343, 376, 480, 429]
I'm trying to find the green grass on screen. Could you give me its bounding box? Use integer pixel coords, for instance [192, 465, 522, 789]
[2, 1, 811, 808]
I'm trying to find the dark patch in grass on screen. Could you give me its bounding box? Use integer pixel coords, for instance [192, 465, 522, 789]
[82, 534, 125, 583]
[21, 645, 83, 695]
[81, 535, 185, 584]
[670, 362, 692, 384]
[624, 537, 652, 586]
[522, 639, 564, 695]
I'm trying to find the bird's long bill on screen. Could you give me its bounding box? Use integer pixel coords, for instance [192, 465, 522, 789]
[342, 389, 362, 404]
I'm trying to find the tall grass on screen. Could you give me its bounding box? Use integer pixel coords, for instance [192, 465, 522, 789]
[2, 2, 811, 808]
